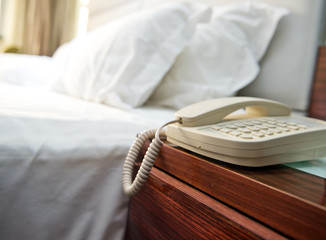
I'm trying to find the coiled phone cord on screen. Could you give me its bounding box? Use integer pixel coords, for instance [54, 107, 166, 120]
[122, 119, 180, 197]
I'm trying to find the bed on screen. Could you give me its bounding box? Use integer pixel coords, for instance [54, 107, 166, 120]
[0, 79, 174, 239]
[0, 0, 324, 240]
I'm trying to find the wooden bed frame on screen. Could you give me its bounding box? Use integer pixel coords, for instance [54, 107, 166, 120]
[309, 46, 326, 121]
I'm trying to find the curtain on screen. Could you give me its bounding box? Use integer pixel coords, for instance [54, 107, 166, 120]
[23, 0, 52, 56]
[2, 0, 79, 56]
[24, 0, 79, 56]
[0, 0, 27, 52]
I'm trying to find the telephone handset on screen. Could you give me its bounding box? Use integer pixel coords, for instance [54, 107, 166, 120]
[174, 97, 291, 127]
[122, 97, 326, 196]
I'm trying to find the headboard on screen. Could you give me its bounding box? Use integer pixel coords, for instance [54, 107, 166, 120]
[87, 0, 325, 112]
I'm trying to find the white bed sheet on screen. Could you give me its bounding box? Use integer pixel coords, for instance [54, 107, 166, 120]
[0, 82, 174, 240]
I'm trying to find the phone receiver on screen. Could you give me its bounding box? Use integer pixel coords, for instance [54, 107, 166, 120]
[176, 97, 291, 127]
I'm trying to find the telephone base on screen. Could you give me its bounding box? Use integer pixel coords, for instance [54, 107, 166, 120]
[167, 137, 326, 167]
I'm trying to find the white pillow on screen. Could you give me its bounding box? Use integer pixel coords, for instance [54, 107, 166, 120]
[0, 53, 56, 88]
[148, 2, 288, 110]
[52, 2, 212, 109]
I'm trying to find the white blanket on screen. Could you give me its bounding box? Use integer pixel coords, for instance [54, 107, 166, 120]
[0, 83, 174, 240]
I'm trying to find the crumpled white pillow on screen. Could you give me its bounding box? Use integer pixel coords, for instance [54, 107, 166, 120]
[148, 2, 289, 110]
[52, 2, 212, 109]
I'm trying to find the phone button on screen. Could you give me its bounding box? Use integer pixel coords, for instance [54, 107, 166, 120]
[288, 125, 300, 130]
[252, 132, 265, 138]
[261, 130, 274, 136]
[220, 128, 232, 133]
[270, 128, 282, 134]
[247, 126, 260, 131]
[258, 125, 268, 130]
[239, 129, 251, 134]
[229, 131, 242, 136]
[235, 123, 246, 128]
[210, 126, 222, 131]
[239, 134, 253, 139]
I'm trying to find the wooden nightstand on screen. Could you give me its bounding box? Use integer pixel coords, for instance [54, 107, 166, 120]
[126, 141, 326, 240]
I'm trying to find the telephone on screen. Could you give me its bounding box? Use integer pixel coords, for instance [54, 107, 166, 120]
[122, 97, 326, 196]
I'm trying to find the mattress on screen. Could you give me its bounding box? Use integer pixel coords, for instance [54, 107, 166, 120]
[0, 82, 174, 240]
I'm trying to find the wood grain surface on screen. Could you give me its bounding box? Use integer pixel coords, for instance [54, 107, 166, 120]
[127, 167, 287, 240]
[127, 141, 326, 240]
[309, 46, 326, 120]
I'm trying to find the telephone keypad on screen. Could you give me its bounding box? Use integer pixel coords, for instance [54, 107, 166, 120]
[210, 117, 307, 140]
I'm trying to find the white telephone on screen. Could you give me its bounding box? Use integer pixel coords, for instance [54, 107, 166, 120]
[122, 97, 326, 196]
